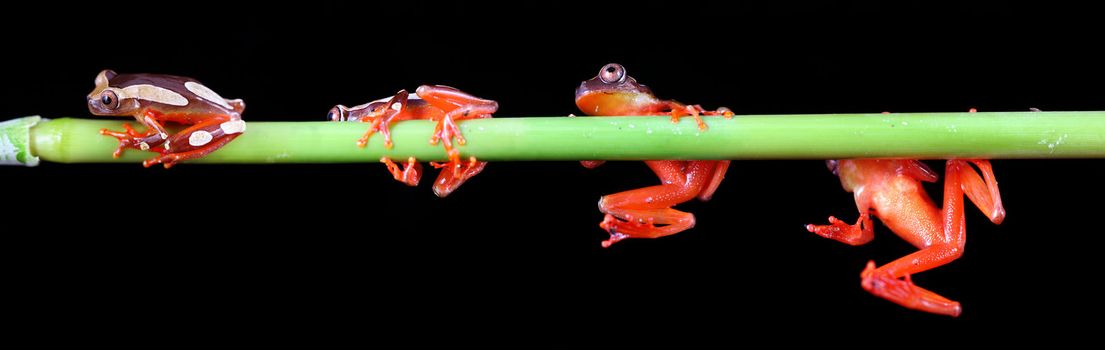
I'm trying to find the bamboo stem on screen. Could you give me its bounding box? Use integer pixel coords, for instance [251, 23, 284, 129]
[6, 112, 1105, 166]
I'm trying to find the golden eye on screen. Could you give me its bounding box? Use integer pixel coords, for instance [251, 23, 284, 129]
[328, 105, 347, 121]
[599, 63, 626, 84]
[100, 90, 120, 109]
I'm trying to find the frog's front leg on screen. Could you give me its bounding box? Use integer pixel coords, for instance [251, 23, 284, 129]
[664, 101, 707, 130]
[142, 117, 246, 168]
[416, 85, 498, 167]
[357, 90, 409, 149]
[597, 160, 719, 247]
[806, 205, 875, 246]
[861, 159, 1004, 317]
[664, 102, 734, 131]
[99, 110, 172, 158]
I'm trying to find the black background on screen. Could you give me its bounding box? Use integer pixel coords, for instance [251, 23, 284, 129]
[3, 0, 1103, 339]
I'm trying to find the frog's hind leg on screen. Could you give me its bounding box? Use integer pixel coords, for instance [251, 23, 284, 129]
[598, 208, 696, 248]
[597, 160, 716, 247]
[417, 85, 498, 170]
[143, 117, 245, 168]
[697, 160, 730, 201]
[429, 157, 487, 197]
[859, 159, 1003, 317]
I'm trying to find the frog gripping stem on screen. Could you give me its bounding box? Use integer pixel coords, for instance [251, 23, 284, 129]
[575, 64, 736, 247]
[814, 159, 1005, 317]
[98, 123, 146, 158]
[330, 85, 496, 197]
[85, 70, 247, 169]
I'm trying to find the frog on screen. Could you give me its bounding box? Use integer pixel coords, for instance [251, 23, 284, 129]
[575, 63, 733, 247]
[807, 142, 1005, 315]
[87, 69, 246, 168]
[328, 85, 497, 197]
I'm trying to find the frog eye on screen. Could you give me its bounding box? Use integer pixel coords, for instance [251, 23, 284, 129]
[328, 105, 348, 121]
[599, 63, 626, 84]
[100, 90, 120, 110]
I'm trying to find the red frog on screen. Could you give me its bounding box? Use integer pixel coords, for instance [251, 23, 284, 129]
[575, 63, 733, 247]
[88, 70, 246, 168]
[328, 86, 497, 197]
[807, 112, 1005, 316]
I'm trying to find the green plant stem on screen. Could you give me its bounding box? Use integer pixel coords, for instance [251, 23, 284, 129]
[16, 112, 1105, 165]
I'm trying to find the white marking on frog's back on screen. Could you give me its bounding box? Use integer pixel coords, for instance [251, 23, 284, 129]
[118, 85, 188, 106]
[185, 81, 234, 110]
[220, 120, 246, 134]
[189, 130, 213, 146]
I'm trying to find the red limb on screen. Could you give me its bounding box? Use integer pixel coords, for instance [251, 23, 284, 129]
[430, 156, 487, 197]
[417, 85, 498, 175]
[597, 160, 720, 247]
[142, 115, 239, 168]
[99, 110, 172, 158]
[697, 160, 730, 201]
[382, 156, 423, 187]
[357, 90, 410, 149]
[860, 159, 1004, 316]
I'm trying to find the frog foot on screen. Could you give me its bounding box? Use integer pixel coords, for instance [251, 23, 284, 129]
[598, 214, 633, 248]
[670, 105, 708, 130]
[143, 153, 181, 169]
[382, 156, 422, 186]
[597, 209, 695, 248]
[426, 114, 466, 166]
[429, 156, 486, 197]
[668, 104, 733, 130]
[356, 112, 400, 149]
[860, 261, 962, 317]
[805, 214, 874, 246]
[99, 123, 150, 158]
[430, 115, 466, 165]
[356, 117, 387, 148]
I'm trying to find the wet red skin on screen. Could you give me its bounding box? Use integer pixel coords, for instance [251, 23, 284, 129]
[575, 64, 733, 247]
[89, 71, 245, 168]
[330, 85, 497, 197]
[807, 156, 1005, 317]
